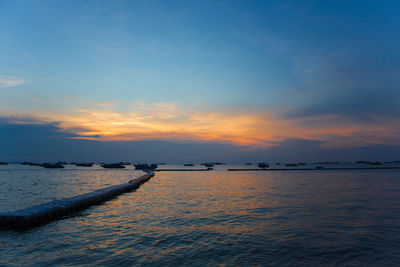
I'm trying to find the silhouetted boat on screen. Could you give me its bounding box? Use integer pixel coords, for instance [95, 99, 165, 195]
[101, 163, 126, 169]
[201, 163, 214, 167]
[369, 161, 382, 165]
[312, 161, 339, 165]
[258, 162, 269, 168]
[134, 164, 158, 170]
[21, 161, 40, 166]
[0, 162, 8, 165]
[356, 160, 367, 164]
[286, 163, 298, 167]
[245, 163, 252, 166]
[184, 163, 194, 166]
[40, 163, 64, 169]
[356, 160, 382, 165]
[75, 163, 93, 167]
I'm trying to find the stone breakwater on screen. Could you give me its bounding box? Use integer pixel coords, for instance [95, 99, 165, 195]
[0, 171, 154, 230]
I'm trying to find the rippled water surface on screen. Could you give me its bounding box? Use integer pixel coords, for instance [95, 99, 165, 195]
[1, 164, 400, 266]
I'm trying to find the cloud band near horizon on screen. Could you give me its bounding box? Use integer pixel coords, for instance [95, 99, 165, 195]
[1, 101, 399, 149]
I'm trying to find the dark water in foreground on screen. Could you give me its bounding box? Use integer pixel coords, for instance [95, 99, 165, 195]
[0, 165, 400, 266]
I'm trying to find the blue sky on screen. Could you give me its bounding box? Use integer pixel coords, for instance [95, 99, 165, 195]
[0, 0, 399, 162]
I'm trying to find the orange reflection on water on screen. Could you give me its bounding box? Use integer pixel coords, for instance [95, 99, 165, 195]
[81, 171, 287, 237]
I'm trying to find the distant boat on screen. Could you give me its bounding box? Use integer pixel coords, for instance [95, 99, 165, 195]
[134, 164, 158, 170]
[75, 163, 93, 167]
[356, 160, 382, 165]
[245, 163, 252, 166]
[313, 161, 338, 165]
[184, 163, 194, 166]
[0, 162, 8, 165]
[40, 163, 64, 169]
[286, 163, 298, 167]
[21, 161, 40, 166]
[369, 161, 382, 166]
[201, 163, 214, 167]
[101, 163, 126, 169]
[258, 162, 269, 168]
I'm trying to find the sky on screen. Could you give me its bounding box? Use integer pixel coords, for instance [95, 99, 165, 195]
[0, 0, 399, 163]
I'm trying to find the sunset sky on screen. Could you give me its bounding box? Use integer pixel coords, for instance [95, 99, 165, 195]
[0, 0, 399, 162]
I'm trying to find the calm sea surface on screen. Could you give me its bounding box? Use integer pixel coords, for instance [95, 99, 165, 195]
[0, 164, 400, 266]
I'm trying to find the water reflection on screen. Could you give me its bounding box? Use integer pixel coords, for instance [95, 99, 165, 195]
[0, 165, 400, 265]
[0, 164, 144, 212]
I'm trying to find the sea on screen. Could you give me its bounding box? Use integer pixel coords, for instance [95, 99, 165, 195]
[0, 163, 399, 266]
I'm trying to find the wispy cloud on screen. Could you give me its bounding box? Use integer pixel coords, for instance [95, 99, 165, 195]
[0, 75, 25, 88]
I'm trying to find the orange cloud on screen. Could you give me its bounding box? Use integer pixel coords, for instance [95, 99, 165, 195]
[1, 102, 399, 148]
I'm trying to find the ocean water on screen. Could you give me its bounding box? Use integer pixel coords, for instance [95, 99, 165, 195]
[0, 164, 400, 266]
